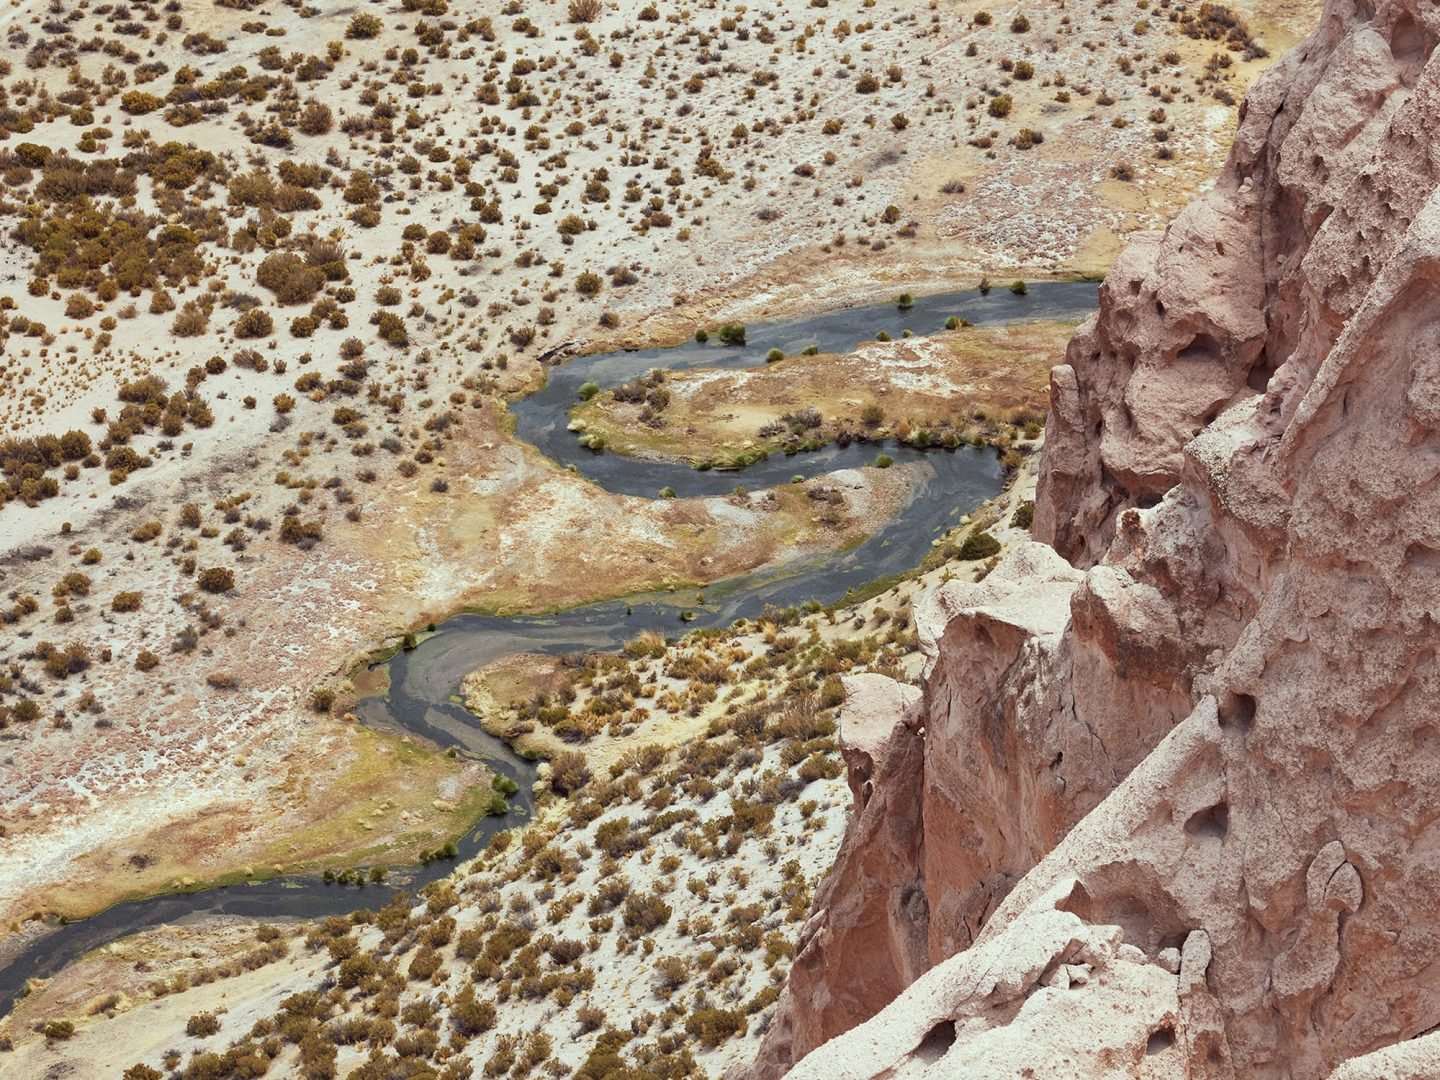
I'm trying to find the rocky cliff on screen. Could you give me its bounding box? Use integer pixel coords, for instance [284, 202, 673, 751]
[743, 0, 1440, 1074]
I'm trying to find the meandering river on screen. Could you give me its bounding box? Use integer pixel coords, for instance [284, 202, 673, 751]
[0, 281, 1096, 1016]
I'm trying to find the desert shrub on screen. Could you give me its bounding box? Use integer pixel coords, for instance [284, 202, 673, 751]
[297, 100, 333, 136]
[622, 891, 671, 933]
[346, 13, 381, 37]
[112, 591, 142, 612]
[120, 91, 163, 114]
[372, 310, 407, 345]
[407, 946, 442, 981]
[569, 0, 602, 22]
[311, 688, 336, 713]
[172, 308, 208, 337]
[451, 985, 497, 1035]
[684, 1008, 746, 1047]
[549, 751, 592, 794]
[1012, 500, 1035, 530]
[135, 650, 160, 672]
[717, 323, 746, 346]
[959, 530, 1001, 560]
[257, 253, 325, 305]
[186, 1012, 221, 1037]
[197, 567, 235, 593]
[575, 271, 603, 297]
[65, 293, 96, 319]
[235, 309, 274, 338]
[988, 94, 1013, 118]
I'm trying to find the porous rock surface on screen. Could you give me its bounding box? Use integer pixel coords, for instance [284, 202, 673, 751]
[742, 0, 1440, 1074]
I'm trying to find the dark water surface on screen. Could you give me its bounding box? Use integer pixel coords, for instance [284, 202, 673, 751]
[0, 282, 1095, 1016]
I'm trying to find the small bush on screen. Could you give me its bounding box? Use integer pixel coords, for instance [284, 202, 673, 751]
[684, 1008, 746, 1048]
[186, 1012, 221, 1037]
[549, 751, 591, 794]
[197, 567, 235, 593]
[234, 309, 274, 339]
[959, 530, 1001, 560]
[346, 13, 381, 37]
[172, 308, 208, 337]
[717, 323, 746, 346]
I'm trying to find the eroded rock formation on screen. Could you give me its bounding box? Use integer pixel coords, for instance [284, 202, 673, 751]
[744, 0, 1440, 1074]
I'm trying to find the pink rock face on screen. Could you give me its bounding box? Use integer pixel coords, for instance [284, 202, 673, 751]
[745, 1, 1440, 1076]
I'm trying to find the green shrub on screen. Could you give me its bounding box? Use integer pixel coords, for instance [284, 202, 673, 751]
[765, 348, 784, 363]
[874, 454, 893, 468]
[959, 530, 1001, 560]
[897, 292, 914, 310]
[1012, 500, 1035, 530]
[717, 323, 745, 346]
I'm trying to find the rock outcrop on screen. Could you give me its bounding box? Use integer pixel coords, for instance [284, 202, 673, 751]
[745, 0, 1440, 1074]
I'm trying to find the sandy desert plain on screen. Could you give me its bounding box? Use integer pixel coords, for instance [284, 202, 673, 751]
[0, 0, 1315, 1073]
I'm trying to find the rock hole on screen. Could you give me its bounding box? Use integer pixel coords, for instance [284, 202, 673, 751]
[1177, 333, 1221, 364]
[1214, 240, 1225, 256]
[1146, 1026, 1176, 1055]
[1218, 692, 1256, 732]
[1185, 801, 1229, 840]
[1247, 363, 1272, 392]
[1155, 300, 1166, 317]
[1129, 279, 1143, 295]
[1404, 543, 1440, 573]
[915, 1020, 958, 1063]
[1136, 493, 1162, 510]
[1390, 11, 1431, 65]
